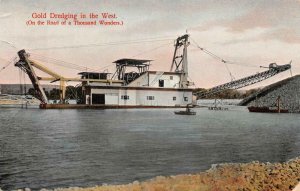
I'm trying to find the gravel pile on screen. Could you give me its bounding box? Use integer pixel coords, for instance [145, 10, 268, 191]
[240, 75, 300, 112]
[15, 157, 300, 191]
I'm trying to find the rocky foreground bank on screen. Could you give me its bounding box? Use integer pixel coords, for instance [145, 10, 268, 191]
[13, 158, 300, 191]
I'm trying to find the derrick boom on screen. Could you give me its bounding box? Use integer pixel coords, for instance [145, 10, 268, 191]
[196, 63, 291, 98]
[170, 34, 190, 88]
[15, 50, 48, 104]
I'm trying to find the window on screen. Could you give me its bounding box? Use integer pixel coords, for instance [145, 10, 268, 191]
[173, 96, 176, 101]
[159, 80, 164, 87]
[121, 95, 129, 100]
[170, 76, 173, 80]
[184, 97, 188, 101]
[147, 96, 155, 100]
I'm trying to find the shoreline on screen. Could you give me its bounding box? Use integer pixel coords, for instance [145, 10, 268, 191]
[11, 157, 300, 191]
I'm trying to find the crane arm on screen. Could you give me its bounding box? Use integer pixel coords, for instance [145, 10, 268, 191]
[37, 76, 123, 83]
[15, 50, 48, 104]
[15, 49, 125, 104]
[195, 63, 291, 98]
[28, 59, 63, 80]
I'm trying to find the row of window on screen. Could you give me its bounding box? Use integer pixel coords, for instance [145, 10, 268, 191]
[120, 95, 188, 101]
[173, 97, 188, 101]
[121, 95, 129, 100]
[147, 96, 155, 100]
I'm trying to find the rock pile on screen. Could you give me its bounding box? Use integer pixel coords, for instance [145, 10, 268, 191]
[29, 157, 300, 191]
[240, 75, 300, 112]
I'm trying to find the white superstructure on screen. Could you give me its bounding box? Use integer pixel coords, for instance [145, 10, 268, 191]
[85, 71, 192, 107]
[81, 34, 194, 107]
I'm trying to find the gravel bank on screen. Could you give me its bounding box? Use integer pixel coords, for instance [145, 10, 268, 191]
[16, 157, 300, 191]
[240, 75, 300, 112]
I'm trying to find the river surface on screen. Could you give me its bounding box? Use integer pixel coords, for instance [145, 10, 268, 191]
[0, 106, 299, 190]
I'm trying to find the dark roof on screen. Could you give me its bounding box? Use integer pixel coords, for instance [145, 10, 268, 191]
[148, 71, 181, 75]
[78, 72, 111, 75]
[113, 58, 152, 66]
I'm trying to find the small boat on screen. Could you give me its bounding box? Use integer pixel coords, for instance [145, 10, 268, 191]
[174, 110, 196, 115]
[174, 106, 196, 115]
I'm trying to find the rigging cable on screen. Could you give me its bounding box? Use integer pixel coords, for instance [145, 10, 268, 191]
[190, 38, 236, 81]
[29, 53, 117, 79]
[29, 53, 99, 72]
[25, 36, 174, 75]
[29, 37, 174, 51]
[189, 40, 259, 68]
[65, 81, 81, 101]
[130, 42, 173, 58]
[30, 41, 173, 75]
[30, 52, 121, 73]
[0, 40, 17, 49]
[0, 56, 17, 73]
[189, 37, 268, 83]
[23, 68, 27, 95]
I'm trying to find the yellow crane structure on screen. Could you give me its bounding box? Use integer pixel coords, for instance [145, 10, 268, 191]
[15, 49, 123, 104]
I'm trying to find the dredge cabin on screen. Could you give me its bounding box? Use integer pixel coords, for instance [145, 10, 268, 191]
[80, 58, 193, 107]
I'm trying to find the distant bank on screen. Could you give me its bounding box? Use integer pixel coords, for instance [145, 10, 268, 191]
[0, 84, 58, 95]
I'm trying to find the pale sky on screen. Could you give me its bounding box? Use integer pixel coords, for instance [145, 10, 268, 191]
[0, 0, 299, 89]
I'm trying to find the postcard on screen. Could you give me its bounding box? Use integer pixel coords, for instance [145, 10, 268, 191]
[0, 1, 299, 190]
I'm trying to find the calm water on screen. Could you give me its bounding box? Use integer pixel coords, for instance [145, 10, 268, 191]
[0, 106, 299, 190]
